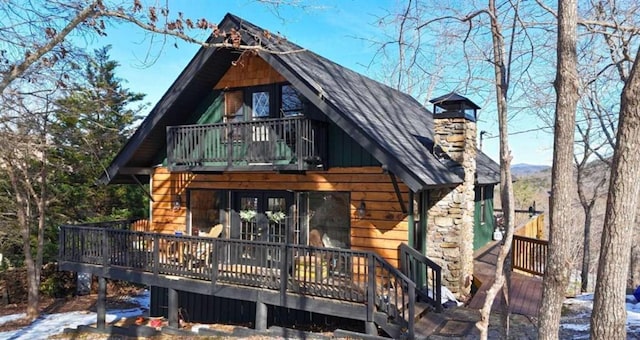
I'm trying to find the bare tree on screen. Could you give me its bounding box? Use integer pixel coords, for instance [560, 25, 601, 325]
[0, 92, 56, 320]
[573, 110, 608, 292]
[371, 0, 544, 338]
[0, 0, 302, 95]
[537, 0, 579, 337]
[590, 42, 640, 340]
[0, 0, 306, 321]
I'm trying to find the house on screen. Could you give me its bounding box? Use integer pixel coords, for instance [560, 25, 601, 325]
[58, 13, 500, 338]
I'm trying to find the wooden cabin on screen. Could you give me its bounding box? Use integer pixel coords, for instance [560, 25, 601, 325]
[58, 13, 500, 338]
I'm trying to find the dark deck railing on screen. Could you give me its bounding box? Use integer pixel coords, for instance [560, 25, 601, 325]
[399, 243, 442, 312]
[59, 224, 416, 338]
[166, 116, 326, 171]
[512, 235, 548, 276]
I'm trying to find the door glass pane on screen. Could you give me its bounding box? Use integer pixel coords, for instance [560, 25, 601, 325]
[240, 196, 259, 240]
[266, 197, 287, 244]
[252, 91, 270, 118]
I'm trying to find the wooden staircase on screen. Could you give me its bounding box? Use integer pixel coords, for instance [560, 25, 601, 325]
[372, 244, 445, 338]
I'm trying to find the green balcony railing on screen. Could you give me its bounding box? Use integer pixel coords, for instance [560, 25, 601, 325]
[167, 116, 326, 171]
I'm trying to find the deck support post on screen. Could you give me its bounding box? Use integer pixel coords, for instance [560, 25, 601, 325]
[365, 321, 377, 335]
[255, 300, 268, 331]
[168, 288, 179, 328]
[97, 276, 107, 330]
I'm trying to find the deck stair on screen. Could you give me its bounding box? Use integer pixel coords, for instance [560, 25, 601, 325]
[370, 243, 444, 338]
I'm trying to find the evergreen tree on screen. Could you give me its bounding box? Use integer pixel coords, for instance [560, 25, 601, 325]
[50, 46, 147, 224]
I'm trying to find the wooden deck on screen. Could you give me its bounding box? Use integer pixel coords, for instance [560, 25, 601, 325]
[58, 223, 443, 339]
[468, 241, 543, 317]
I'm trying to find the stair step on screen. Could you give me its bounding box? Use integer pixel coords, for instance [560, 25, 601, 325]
[415, 301, 434, 320]
[413, 312, 447, 339]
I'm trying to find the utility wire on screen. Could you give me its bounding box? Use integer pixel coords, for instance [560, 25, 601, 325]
[483, 116, 599, 139]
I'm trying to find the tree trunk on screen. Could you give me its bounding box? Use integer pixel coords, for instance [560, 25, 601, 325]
[580, 205, 592, 293]
[7, 166, 39, 321]
[590, 46, 640, 340]
[475, 1, 515, 339]
[538, 0, 579, 337]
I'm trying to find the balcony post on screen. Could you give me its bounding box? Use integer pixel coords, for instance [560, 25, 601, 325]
[297, 119, 304, 170]
[227, 121, 233, 167]
[166, 126, 174, 168]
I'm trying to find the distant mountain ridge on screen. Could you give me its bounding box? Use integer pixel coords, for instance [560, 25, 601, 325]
[511, 163, 551, 176]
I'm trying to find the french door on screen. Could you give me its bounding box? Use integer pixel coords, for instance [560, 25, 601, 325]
[231, 191, 293, 266]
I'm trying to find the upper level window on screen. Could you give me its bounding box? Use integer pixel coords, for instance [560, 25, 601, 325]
[225, 90, 244, 122]
[252, 91, 270, 118]
[281, 84, 303, 116]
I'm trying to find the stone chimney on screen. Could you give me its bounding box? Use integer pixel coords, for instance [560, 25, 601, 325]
[427, 92, 479, 297]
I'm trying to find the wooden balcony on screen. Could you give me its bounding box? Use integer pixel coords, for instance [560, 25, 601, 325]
[166, 116, 326, 172]
[57, 222, 443, 339]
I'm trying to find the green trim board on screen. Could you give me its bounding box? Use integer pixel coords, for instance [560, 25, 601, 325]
[473, 184, 495, 250]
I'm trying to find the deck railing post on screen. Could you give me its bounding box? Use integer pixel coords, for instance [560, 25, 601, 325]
[58, 226, 64, 261]
[365, 253, 377, 335]
[280, 243, 289, 302]
[101, 228, 109, 267]
[153, 233, 160, 276]
[211, 238, 219, 285]
[435, 265, 443, 312]
[408, 283, 416, 339]
[367, 253, 375, 323]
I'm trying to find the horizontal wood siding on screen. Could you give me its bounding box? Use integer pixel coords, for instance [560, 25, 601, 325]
[151, 166, 409, 266]
[214, 54, 286, 89]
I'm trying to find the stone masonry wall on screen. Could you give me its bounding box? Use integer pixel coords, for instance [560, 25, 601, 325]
[427, 117, 477, 297]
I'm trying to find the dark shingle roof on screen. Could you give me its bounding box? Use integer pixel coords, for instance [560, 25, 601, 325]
[101, 13, 500, 189]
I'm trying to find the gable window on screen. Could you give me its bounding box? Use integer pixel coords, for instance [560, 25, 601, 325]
[281, 84, 303, 116]
[252, 91, 270, 118]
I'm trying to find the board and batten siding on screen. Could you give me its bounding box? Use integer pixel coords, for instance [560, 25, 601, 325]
[213, 53, 286, 90]
[150, 166, 409, 266]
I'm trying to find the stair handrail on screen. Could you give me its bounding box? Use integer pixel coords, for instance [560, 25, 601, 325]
[399, 243, 443, 312]
[371, 252, 416, 339]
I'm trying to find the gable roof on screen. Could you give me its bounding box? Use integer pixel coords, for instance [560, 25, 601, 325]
[101, 13, 500, 190]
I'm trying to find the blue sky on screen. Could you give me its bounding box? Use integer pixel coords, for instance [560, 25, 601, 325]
[91, 0, 553, 166]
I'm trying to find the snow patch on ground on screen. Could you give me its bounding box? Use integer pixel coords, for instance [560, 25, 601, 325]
[1, 289, 639, 339]
[560, 293, 640, 338]
[0, 289, 150, 340]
